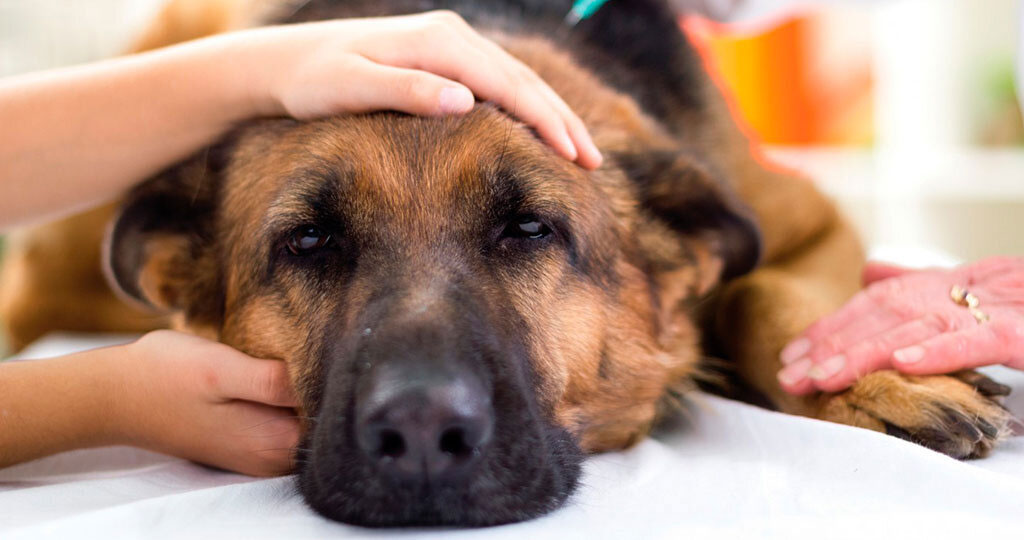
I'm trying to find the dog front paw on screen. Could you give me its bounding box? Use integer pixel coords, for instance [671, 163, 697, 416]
[814, 370, 1013, 459]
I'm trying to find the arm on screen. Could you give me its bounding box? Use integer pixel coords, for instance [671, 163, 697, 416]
[0, 331, 299, 476]
[0, 11, 601, 229]
[0, 347, 125, 467]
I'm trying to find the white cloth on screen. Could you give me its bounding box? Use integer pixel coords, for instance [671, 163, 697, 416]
[2, 333, 1024, 539]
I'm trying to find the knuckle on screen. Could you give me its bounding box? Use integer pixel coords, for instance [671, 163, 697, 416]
[817, 335, 844, 358]
[864, 279, 901, 304]
[800, 320, 827, 341]
[423, 10, 466, 34]
[200, 366, 220, 394]
[140, 329, 175, 349]
[399, 74, 434, 106]
[919, 312, 950, 333]
[429, 10, 467, 27]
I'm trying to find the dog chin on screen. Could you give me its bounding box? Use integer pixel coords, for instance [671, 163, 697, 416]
[295, 421, 583, 527]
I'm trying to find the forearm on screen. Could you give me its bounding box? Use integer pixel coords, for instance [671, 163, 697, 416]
[0, 33, 264, 229]
[0, 348, 127, 468]
[0, 13, 603, 232]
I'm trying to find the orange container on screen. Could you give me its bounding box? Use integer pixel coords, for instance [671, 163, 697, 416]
[684, 13, 874, 146]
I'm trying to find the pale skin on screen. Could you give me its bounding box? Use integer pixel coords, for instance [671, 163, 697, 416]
[0, 11, 601, 228]
[778, 257, 1024, 395]
[0, 11, 600, 475]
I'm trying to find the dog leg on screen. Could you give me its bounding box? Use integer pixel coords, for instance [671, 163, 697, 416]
[713, 210, 1012, 458]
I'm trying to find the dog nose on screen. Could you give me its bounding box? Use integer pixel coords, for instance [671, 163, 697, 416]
[355, 371, 494, 481]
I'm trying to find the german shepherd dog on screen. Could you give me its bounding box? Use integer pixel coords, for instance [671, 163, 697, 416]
[0, 0, 1013, 527]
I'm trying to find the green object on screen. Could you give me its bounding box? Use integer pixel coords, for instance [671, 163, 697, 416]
[565, 0, 612, 26]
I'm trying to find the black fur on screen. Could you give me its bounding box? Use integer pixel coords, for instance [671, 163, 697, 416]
[298, 286, 582, 526]
[105, 0, 760, 528]
[612, 149, 761, 280]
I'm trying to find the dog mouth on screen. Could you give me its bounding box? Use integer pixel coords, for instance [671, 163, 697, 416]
[293, 313, 584, 527]
[297, 420, 582, 527]
[296, 380, 583, 527]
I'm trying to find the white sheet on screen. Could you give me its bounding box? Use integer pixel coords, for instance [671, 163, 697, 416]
[3, 332, 1024, 539]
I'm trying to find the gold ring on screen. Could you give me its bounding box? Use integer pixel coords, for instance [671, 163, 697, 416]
[951, 285, 989, 323]
[969, 306, 990, 324]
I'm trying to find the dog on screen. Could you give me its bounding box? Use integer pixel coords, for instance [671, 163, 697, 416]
[0, 0, 1012, 527]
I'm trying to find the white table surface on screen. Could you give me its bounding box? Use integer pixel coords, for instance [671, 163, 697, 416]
[2, 331, 1024, 540]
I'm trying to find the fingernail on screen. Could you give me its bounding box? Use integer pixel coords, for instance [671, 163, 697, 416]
[780, 338, 811, 365]
[894, 346, 925, 364]
[439, 86, 474, 114]
[808, 355, 846, 381]
[778, 358, 812, 386]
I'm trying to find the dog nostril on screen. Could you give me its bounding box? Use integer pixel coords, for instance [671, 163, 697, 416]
[377, 429, 406, 459]
[355, 369, 494, 480]
[439, 427, 474, 460]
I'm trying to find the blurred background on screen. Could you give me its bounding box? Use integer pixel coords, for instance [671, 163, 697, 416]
[0, 0, 1021, 284]
[684, 0, 1024, 267]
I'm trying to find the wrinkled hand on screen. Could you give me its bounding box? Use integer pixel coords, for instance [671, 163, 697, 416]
[777, 257, 1024, 395]
[243, 10, 601, 168]
[119, 331, 300, 476]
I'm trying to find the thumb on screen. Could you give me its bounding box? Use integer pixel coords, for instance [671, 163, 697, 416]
[863, 261, 915, 286]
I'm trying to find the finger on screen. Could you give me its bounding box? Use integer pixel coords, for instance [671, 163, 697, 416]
[862, 261, 914, 285]
[779, 315, 945, 394]
[330, 57, 476, 116]
[429, 18, 600, 167]
[777, 357, 819, 395]
[802, 315, 949, 392]
[368, 29, 580, 162]
[215, 354, 299, 407]
[537, 81, 603, 169]
[788, 292, 887, 355]
[228, 404, 301, 477]
[472, 66, 579, 163]
[780, 292, 902, 366]
[892, 318, 1024, 374]
[475, 43, 601, 168]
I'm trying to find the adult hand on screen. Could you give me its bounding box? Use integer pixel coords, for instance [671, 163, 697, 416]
[241, 10, 602, 169]
[777, 257, 1024, 395]
[118, 330, 300, 476]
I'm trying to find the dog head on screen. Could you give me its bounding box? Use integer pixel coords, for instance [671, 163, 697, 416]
[105, 103, 759, 526]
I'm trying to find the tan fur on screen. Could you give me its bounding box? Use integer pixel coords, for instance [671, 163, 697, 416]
[0, 206, 165, 350]
[0, 0, 1010, 459]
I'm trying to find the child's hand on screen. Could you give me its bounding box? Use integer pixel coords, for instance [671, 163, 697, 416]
[0, 10, 602, 229]
[226, 11, 602, 169]
[117, 331, 300, 476]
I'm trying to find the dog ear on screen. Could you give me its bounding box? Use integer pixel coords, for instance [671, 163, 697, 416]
[616, 149, 762, 285]
[104, 143, 230, 328]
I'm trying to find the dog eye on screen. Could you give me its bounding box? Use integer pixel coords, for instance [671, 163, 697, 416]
[287, 226, 332, 255]
[503, 217, 552, 240]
